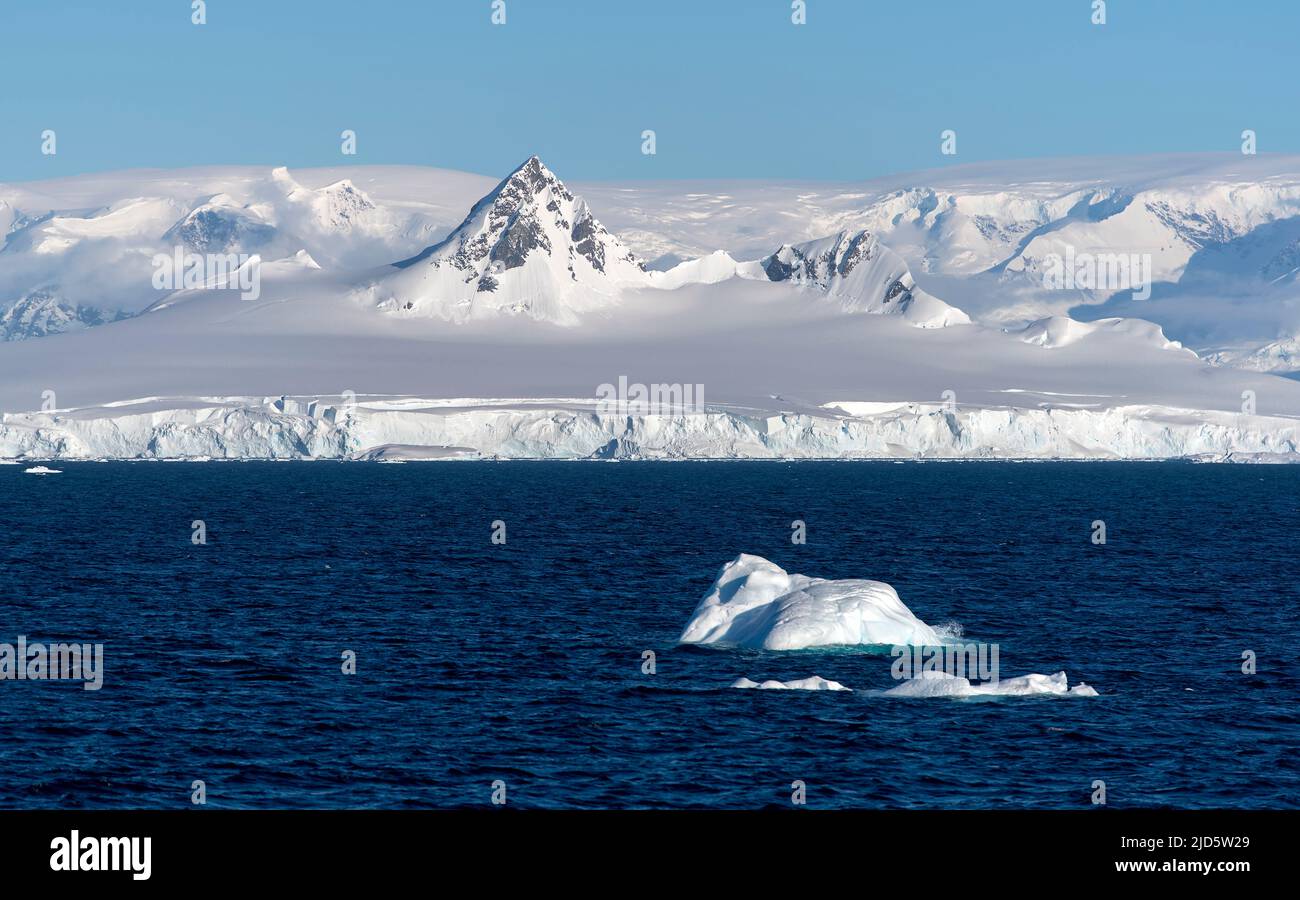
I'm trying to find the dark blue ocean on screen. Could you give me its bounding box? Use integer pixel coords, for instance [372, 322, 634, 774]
[1, 461, 1296, 809]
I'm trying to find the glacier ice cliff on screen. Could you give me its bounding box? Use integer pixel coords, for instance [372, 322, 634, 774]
[2, 395, 1299, 462]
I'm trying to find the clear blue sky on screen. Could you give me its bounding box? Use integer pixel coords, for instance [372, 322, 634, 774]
[2, 0, 1297, 183]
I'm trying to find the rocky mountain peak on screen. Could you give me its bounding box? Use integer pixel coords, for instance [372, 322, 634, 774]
[379, 156, 647, 323]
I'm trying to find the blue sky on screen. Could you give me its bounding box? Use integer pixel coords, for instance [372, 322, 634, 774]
[2, 0, 1298, 183]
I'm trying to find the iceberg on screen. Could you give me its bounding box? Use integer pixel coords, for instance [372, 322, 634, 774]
[679, 554, 942, 650]
[884, 670, 1098, 698]
[730, 676, 851, 691]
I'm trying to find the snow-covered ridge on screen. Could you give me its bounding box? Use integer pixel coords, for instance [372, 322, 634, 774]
[647, 232, 969, 328]
[757, 230, 970, 328]
[649, 250, 745, 289]
[1205, 337, 1300, 373]
[4, 395, 1297, 462]
[1013, 315, 1191, 353]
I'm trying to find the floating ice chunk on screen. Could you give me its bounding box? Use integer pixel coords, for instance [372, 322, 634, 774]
[884, 669, 1098, 698]
[730, 676, 851, 691]
[23, 466, 62, 475]
[679, 554, 942, 650]
[882, 670, 972, 697]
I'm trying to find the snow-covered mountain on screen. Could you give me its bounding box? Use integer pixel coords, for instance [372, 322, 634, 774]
[757, 230, 969, 328]
[0, 165, 468, 341]
[363, 156, 974, 329]
[366, 156, 649, 325]
[357, 156, 970, 329]
[577, 153, 1300, 369]
[162, 193, 282, 255]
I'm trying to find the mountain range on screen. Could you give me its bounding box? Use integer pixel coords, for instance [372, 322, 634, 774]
[3, 153, 1300, 461]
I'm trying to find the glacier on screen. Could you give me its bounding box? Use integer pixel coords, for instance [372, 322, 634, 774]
[3, 395, 1299, 462]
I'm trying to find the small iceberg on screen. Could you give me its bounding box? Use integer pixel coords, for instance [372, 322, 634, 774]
[679, 554, 942, 650]
[24, 466, 62, 475]
[884, 670, 1098, 699]
[731, 676, 851, 692]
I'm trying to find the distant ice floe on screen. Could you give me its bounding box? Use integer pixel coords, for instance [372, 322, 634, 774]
[23, 465, 61, 475]
[679, 554, 941, 650]
[884, 670, 1097, 699]
[730, 676, 851, 691]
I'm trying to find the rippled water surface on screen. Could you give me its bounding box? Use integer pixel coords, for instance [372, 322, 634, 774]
[1, 461, 1296, 808]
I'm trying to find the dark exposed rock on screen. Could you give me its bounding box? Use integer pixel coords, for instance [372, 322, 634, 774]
[489, 212, 550, 271]
[883, 278, 910, 305]
[837, 231, 877, 276]
[764, 250, 798, 282]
